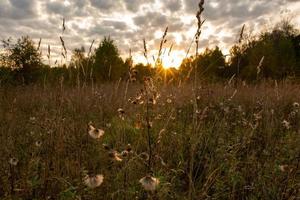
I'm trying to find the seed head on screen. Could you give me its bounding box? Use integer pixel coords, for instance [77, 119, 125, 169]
[279, 165, 289, 172]
[117, 108, 125, 114]
[293, 102, 299, 108]
[282, 120, 291, 129]
[102, 143, 110, 151]
[121, 150, 129, 157]
[139, 175, 160, 191]
[88, 124, 105, 139]
[108, 150, 123, 162]
[166, 98, 172, 104]
[35, 141, 42, 147]
[83, 174, 104, 188]
[125, 144, 132, 152]
[9, 157, 19, 166]
[29, 117, 36, 121]
[117, 108, 125, 120]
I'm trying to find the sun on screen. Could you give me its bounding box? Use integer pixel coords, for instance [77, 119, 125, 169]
[161, 52, 184, 69]
[133, 50, 184, 69]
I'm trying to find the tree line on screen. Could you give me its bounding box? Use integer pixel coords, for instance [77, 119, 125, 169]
[0, 20, 299, 86]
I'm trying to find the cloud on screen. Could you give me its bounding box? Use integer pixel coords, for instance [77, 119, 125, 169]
[89, 0, 122, 12]
[0, 0, 299, 66]
[44, 0, 90, 17]
[45, 1, 72, 16]
[134, 12, 168, 28]
[102, 20, 128, 30]
[123, 0, 154, 12]
[0, 0, 37, 19]
[162, 0, 183, 12]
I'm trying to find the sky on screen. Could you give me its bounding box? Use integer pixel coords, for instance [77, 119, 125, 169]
[0, 0, 299, 68]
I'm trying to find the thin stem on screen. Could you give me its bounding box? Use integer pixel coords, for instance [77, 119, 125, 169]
[145, 86, 152, 172]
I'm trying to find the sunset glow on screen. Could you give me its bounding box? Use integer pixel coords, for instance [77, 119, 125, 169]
[1, 1, 300, 199]
[0, 0, 299, 66]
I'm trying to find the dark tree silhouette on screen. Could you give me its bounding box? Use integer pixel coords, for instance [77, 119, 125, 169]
[93, 37, 125, 81]
[179, 46, 226, 82]
[1, 36, 42, 84]
[229, 20, 299, 80]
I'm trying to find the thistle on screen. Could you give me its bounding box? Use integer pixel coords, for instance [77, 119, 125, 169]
[83, 174, 104, 189]
[88, 122, 105, 139]
[139, 175, 160, 191]
[9, 157, 19, 166]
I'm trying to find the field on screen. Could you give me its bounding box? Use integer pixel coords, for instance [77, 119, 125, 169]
[0, 81, 299, 199]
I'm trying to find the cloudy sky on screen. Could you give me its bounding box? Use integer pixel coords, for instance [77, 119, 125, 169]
[0, 0, 299, 68]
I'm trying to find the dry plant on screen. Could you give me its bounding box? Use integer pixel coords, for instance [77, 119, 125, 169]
[1, 1, 300, 200]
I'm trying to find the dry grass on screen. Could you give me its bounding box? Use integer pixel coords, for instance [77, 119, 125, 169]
[0, 81, 299, 199]
[1, 0, 299, 198]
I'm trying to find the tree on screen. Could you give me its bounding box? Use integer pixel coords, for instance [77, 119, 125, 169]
[178, 46, 226, 81]
[71, 46, 86, 64]
[1, 36, 43, 83]
[229, 20, 299, 81]
[196, 46, 226, 79]
[93, 37, 125, 81]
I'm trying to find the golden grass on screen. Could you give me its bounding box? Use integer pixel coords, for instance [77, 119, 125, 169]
[0, 81, 299, 199]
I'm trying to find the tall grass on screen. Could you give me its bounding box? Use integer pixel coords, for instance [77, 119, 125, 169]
[0, 1, 300, 199]
[0, 82, 299, 199]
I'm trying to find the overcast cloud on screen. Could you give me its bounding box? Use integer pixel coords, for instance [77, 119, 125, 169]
[0, 0, 299, 67]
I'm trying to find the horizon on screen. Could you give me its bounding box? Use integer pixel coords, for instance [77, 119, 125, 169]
[0, 0, 300, 69]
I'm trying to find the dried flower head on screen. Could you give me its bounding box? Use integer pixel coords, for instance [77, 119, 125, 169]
[139, 175, 160, 191]
[121, 150, 129, 157]
[83, 174, 104, 188]
[108, 150, 123, 162]
[117, 108, 125, 120]
[9, 157, 19, 166]
[290, 111, 297, 118]
[166, 98, 172, 104]
[35, 141, 42, 147]
[279, 164, 289, 172]
[293, 102, 299, 108]
[125, 144, 132, 152]
[117, 108, 125, 114]
[282, 120, 291, 129]
[102, 143, 111, 151]
[88, 124, 105, 139]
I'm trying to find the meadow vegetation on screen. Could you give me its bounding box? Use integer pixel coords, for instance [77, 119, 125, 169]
[0, 82, 300, 199]
[0, 1, 300, 199]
